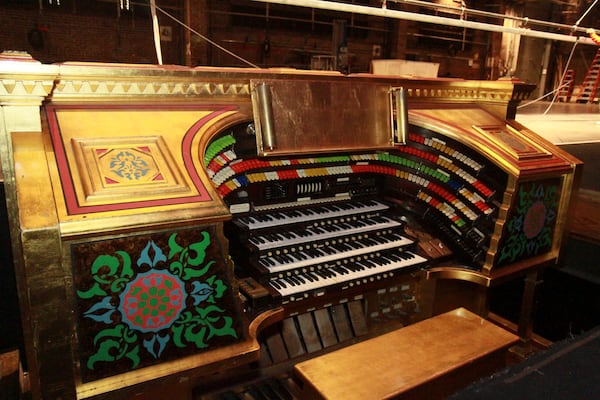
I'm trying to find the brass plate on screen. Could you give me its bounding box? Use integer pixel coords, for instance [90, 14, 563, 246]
[250, 79, 394, 156]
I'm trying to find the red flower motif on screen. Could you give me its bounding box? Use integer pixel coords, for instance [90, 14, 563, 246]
[119, 270, 187, 333]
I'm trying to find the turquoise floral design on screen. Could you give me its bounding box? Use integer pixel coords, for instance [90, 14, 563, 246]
[109, 150, 150, 180]
[76, 231, 237, 373]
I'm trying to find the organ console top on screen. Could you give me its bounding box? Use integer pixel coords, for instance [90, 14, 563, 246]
[0, 51, 581, 400]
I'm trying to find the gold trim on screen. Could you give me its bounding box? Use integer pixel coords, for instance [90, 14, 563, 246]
[75, 341, 259, 399]
[52, 78, 250, 100]
[472, 124, 552, 160]
[426, 267, 492, 287]
[74, 307, 282, 399]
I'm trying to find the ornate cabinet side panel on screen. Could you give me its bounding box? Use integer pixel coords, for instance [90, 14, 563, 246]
[2, 56, 270, 399]
[1, 55, 60, 400]
[69, 225, 248, 397]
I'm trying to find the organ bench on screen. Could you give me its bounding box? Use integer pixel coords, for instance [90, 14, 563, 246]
[293, 307, 519, 400]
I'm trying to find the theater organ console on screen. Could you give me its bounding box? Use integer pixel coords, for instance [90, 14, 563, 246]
[0, 52, 581, 400]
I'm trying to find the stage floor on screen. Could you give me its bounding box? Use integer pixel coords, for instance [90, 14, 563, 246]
[515, 101, 600, 145]
[515, 101, 600, 192]
[450, 323, 600, 400]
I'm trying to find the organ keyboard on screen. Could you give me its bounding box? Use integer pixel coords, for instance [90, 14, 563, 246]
[227, 197, 427, 304]
[270, 249, 426, 300]
[235, 199, 389, 231]
[0, 52, 582, 400]
[247, 214, 403, 251]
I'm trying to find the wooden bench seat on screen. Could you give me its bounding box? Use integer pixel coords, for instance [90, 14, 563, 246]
[293, 308, 519, 400]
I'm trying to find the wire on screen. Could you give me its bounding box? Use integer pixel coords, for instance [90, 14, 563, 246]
[154, 5, 261, 69]
[517, 41, 578, 112]
[575, 0, 599, 27]
[517, 82, 571, 109]
[542, 41, 578, 114]
[520, 0, 598, 113]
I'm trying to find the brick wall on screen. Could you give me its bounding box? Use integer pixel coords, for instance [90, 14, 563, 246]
[0, 3, 488, 76]
[0, 3, 394, 72]
[0, 6, 181, 65]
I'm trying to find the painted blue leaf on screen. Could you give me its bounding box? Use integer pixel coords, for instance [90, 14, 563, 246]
[191, 282, 214, 305]
[143, 332, 170, 358]
[138, 240, 167, 268]
[83, 296, 115, 324]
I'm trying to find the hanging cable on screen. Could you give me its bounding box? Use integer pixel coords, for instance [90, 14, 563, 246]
[516, 81, 572, 109]
[519, 0, 598, 112]
[541, 41, 578, 114]
[516, 39, 578, 112]
[575, 0, 599, 27]
[154, 5, 260, 68]
[540, 0, 598, 113]
[517, 43, 577, 111]
[150, 0, 163, 65]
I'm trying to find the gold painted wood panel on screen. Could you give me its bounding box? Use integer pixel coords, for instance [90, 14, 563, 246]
[293, 308, 518, 400]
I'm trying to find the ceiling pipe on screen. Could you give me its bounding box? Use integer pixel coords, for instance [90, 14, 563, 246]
[249, 0, 597, 45]
[389, 0, 588, 35]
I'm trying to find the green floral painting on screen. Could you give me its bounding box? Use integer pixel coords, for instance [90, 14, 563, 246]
[72, 227, 243, 382]
[497, 179, 560, 267]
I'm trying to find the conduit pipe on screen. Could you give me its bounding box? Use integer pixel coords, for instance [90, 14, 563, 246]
[390, 0, 590, 36]
[250, 0, 597, 45]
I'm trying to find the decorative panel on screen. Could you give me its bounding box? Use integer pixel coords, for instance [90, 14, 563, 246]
[250, 79, 394, 156]
[72, 135, 191, 205]
[45, 104, 238, 215]
[495, 178, 561, 267]
[71, 225, 245, 383]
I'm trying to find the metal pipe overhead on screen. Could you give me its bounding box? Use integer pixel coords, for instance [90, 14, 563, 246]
[250, 0, 597, 45]
[389, 0, 590, 35]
